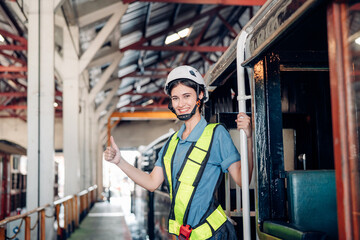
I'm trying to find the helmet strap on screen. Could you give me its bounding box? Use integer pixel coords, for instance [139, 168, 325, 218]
[168, 98, 201, 121]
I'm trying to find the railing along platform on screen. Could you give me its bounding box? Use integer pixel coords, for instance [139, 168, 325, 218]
[0, 185, 98, 240]
[0, 204, 51, 240]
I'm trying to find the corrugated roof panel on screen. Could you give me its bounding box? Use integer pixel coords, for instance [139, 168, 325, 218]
[120, 30, 142, 48]
[149, 3, 175, 25]
[145, 21, 169, 38]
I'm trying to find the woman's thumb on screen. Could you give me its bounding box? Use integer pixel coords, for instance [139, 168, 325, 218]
[110, 136, 118, 150]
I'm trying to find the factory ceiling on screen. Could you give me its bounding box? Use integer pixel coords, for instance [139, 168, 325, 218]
[0, 0, 264, 127]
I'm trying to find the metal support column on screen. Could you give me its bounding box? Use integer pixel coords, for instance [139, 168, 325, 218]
[56, 11, 81, 196]
[27, 0, 55, 239]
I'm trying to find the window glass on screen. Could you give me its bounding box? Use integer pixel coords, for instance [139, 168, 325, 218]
[348, 1, 360, 171]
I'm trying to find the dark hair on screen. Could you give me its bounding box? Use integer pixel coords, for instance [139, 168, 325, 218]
[168, 78, 205, 113]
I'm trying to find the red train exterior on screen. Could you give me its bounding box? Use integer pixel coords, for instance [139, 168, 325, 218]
[0, 140, 27, 220]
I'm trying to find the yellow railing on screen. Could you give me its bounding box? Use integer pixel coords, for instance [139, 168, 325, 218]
[0, 185, 97, 240]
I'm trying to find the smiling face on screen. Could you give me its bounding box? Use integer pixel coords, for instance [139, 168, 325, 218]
[170, 83, 203, 117]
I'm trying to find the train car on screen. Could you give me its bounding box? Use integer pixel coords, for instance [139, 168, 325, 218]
[132, 130, 175, 240]
[204, 0, 359, 239]
[0, 140, 27, 220]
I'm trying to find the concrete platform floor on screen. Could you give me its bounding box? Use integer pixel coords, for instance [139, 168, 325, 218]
[68, 201, 132, 240]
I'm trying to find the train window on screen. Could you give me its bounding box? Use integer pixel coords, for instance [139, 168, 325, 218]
[281, 71, 334, 170]
[347, 3, 360, 235]
[11, 156, 19, 171]
[347, 2, 360, 170]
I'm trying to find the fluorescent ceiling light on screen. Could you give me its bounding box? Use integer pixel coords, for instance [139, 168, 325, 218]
[165, 33, 180, 45]
[165, 28, 191, 45]
[178, 28, 190, 38]
[355, 37, 360, 45]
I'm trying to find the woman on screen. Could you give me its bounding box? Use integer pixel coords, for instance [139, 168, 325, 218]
[104, 65, 253, 239]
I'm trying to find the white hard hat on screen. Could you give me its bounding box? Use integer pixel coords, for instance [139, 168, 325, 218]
[164, 65, 209, 102]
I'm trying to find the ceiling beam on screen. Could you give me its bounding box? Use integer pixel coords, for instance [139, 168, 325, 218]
[99, 100, 117, 133]
[88, 52, 123, 103]
[123, 45, 227, 52]
[79, 2, 127, 73]
[120, 73, 168, 79]
[0, 91, 62, 97]
[124, 91, 167, 97]
[217, 12, 238, 37]
[0, 65, 27, 72]
[54, 0, 66, 12]
[0, 50, 27, 65]
[77, 1, 126, 28]
[0, 73, 26, 79]
[88, 50, 120, 69]
[0, 105, 26, 110]
[0, 92, 26, 97]
[110, 111, 175, 119]
[0, 45, 26, 51]
[95, 80, 121, 117]
[121, 104, 168, 110]
[144, 67, 173, 72]
[107, 111, 176, 145]
[120, 6, 226, 52]
[183, 13, 214, 65]
[123, 0, 266, 6]
[0, 29, 27, 45]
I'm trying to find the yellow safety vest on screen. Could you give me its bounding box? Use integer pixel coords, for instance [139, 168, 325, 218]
[162, 123, 227, 240]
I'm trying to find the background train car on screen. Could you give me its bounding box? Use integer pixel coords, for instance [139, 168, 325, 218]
[132, 130, 174, 240]
[204, 0, 359, 239]
[0, 140, 27, 220]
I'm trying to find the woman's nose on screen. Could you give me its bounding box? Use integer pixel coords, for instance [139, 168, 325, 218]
[178, 97, 184, 106]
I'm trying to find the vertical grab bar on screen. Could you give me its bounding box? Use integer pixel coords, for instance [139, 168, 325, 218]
[236, 31, 252, 240]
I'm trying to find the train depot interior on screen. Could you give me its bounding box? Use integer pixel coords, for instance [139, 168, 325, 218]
[0, 0, 359, 239]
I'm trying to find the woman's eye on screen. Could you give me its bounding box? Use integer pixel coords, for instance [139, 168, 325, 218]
[184, 94, 190, 98]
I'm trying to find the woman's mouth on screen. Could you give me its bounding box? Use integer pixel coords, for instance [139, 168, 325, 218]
[177, 108, 189, 114]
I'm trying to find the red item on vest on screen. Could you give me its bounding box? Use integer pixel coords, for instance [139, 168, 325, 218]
[179, 224, 192, 240]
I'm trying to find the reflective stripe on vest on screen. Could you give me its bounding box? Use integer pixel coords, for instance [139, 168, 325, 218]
[163, 131, 179, 201]
[163, 123, 227, 239]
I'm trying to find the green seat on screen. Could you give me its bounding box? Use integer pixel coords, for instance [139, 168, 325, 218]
[263, 170, 338, 240]
[287, 170, 338, 240]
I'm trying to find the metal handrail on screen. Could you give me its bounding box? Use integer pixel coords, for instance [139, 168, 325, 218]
[0, 205, 49, 226]
[53, 195, 74, 206]
[54, 195, 78, 239]
[0, 204, 50, 240]
[54, 185, 97, 239]
[0, 185, 98, 240]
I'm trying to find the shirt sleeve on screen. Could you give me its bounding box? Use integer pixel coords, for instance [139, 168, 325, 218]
[214, 125, 241, 173]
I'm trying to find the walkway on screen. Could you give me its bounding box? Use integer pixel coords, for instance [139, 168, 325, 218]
[68, 201, 132, 240]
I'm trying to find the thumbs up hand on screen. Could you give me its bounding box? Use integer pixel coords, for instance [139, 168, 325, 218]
[104, 136, 122, 165]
